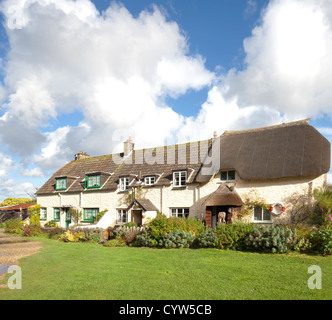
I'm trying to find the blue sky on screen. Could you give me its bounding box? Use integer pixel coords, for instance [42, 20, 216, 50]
[0, 0, 331, 201]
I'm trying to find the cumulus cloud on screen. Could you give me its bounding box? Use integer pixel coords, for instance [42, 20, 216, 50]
[224, 0, 332, 119]
[0, 0, 331, 199]
[0, 0, 213, 158]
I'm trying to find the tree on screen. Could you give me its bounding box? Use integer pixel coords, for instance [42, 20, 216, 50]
[0, 198, 34, 207]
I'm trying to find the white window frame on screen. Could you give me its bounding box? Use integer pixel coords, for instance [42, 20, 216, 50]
[119, 177, 129, 191]
[144, 176, 155, 185]
[220, 170, 236, 182]
[253, 206, 272, 223]
[117, 209, 128, 224]
[173, 171, 187, 187]
[170, 208, 190, 218]
[40, 208, 47, 220]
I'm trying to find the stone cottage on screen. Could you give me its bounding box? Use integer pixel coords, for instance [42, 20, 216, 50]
[36, 119, 331, 228]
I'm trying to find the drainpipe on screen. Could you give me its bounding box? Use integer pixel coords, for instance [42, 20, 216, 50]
[160, 186, 164, 214]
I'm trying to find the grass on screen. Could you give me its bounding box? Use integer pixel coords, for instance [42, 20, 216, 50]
[0, 236, 331, 300]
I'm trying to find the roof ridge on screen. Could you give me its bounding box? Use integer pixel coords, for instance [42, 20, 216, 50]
[222, 119, 311, 136]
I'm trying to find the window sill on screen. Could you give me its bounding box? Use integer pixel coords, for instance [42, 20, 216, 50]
[172, 186, 187, 190]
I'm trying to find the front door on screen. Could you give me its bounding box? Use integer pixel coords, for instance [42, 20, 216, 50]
[131, 210, 142, 226]
[65, 209, 71, 228]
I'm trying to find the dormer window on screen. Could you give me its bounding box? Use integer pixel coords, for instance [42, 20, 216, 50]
[173, 171, 187, 187]
[220, 170, 236, 182]
[119, 177, 129, 191]
[55, 177, 67, 191]
[144, 176, 155, 185]
[86, 174, 101, 189]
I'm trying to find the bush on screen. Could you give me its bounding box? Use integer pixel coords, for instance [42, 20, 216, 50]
[216, 223, 254, 250]
[245, 225, 297, 253]
[60, 230, 77, 242]
[159, 229, 195, 249]
[291, 224, 312, 253]
[28, 204, 41, 225]
[48, 227, 65, 239]
[309, 229, 332, 255]
[147, 214, 205, 242]
[134, 232, 157, 247]
[4, 218, 23, 234]
[58, 228, 103, 243]
[104, 239, 126, 247]
[197, 229, 218, 248]
[23, 223, 41, 237]
[123, 222, 137, 228]
[44, 220, 58, 227]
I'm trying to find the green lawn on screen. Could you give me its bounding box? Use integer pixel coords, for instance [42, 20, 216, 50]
[0, 237, 331, 300]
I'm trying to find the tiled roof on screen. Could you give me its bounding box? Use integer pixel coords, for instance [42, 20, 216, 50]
[36, 139, 212, 195]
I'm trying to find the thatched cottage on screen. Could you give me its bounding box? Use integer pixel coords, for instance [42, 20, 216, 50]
[36, 119, 330, 228]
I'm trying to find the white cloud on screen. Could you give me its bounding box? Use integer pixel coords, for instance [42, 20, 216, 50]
[0, 0, 213, 158]
[0, 0, 331, 199]
[0, 153, 16, 178]
[20, 167, 44, 178]
[224, 0, 332, 119]
[0, 179, 35, 200]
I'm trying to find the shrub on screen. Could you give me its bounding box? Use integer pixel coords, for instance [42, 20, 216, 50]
[104, 239, 126, 247]
[309, 229, 332, 255]
[291, 224, 312, 253]
[123, 222, 137, 228]
[22, 223, 41, 237]
[147, 214, 205, 241]
[245, 225, 297, 253]
[28, 204, 41, 225]
[44, 220, 58, 227]
[4, 218, 23, 234]
[134, 232, 157, 247]
[197, 229, 218, 248]
[148, 213, 169, 241]
[215, 223, 254, 250]
[60, 230, 78, 242]
[48, 227, 65, 239]
[159, 229, 195, 249]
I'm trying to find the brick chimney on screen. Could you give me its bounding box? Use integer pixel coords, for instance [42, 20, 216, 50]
[75, 151, 90, 161]
[123, 136, 134, 156]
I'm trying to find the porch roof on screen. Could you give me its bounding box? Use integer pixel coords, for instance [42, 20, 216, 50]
[127, 198, 159, 212]
[203, 184, 244, 207]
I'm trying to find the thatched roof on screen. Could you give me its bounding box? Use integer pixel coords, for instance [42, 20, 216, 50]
[196, 119, 331, 182]
[203, 184, 244, 207]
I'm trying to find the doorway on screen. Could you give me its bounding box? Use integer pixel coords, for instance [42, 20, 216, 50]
[131, 210, 143, 226]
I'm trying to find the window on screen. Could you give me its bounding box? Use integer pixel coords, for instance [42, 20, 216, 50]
[173, 171, 187, 187]
[117, 209, 128, 224]
[40, 208, 47, 220]
[144, 176, 155, 185]
[53, 208, 60, 221]
[119, 177, 129, 191]
[171, 208, 189, 218]
[55, 178, 67, 190]
[84, 208, 99, 221]
[220, 170, 236, 181]
[253, 206, 272, 223]
[86, 174, 101, 189]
